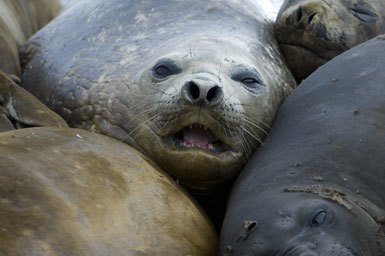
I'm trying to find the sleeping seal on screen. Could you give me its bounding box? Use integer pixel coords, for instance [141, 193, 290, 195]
[0, 127, 217, 255]
[20, 0, 296, 193]
[275, 0, 385, 81]
[0, 0, 67, 131]
[220, 35, 385, 255]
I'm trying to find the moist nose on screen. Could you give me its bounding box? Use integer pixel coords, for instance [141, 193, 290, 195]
[280, 3, 322, 29]
[182, 80, 224, 106]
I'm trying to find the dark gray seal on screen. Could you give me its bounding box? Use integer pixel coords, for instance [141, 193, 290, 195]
[20, 0, 296, 194]
[275, 0, 385, 81]
[219, 35, 385, 255]
[0, 127, 217, 255]
[0, 0, 67, 131]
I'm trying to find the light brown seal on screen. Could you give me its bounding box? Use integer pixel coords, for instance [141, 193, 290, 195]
[0, 127, 217, 255]
[0, 0, 67, 131]
[0, 0, 62, 76]
[275, 0, 385, 81]
[0, 70, 67, 131]
[20, 0, 296, 194]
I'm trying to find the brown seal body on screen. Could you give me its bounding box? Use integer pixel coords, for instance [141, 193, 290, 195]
[0, 0, 62, 76]
[275, 0, 385, 81]
[0, 0, 67, 131]
[0, 127, 217, 255]
[0, 70, 67, 131]
[20, 0, 296, 194]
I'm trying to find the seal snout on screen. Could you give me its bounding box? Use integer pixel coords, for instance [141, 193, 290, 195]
[182, 79, 224, 106]
[283, 5, 321, 29]
[279, 242, 319, 256]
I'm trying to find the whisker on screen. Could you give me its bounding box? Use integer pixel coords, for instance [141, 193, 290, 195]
[243, 118, 270, 140]
[241, 126, 264, 146]
[241, 114, 272, 130]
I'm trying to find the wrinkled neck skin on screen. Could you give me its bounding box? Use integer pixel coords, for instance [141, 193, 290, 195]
[221, 183, 385, 256]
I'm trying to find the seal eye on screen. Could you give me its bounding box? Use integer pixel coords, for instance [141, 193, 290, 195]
[348, 5, 378, 24]
[152, 60, 181, 79]
[242, 78, 261, 88]
[311, 210, 327, 226]
[232, 71, 264, 90]
[154, 66, 172, 77]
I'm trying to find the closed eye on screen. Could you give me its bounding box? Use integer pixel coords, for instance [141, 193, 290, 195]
[152, 60, 181, 79]
[348, 5, 378, 24]
[232, 71, 265, 90]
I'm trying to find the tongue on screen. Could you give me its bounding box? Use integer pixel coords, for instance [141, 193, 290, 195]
[183, 126, 217, 149]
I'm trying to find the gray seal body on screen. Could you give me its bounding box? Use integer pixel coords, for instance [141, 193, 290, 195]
[21, 0, 295, 193]
[220, 35, 385, 255]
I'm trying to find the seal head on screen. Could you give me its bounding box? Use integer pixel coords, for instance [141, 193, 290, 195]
[221, 186, 385, 256]
[275, 0, 385, 81]
[21, 0, 296, 194]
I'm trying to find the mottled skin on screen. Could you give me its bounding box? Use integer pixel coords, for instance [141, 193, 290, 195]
[275, 0, 385, 81]
[0, 0, 67, 131]
[220, 36, 385, 255]
[20, 0, 296, 194]
[0, 127, 217, 256]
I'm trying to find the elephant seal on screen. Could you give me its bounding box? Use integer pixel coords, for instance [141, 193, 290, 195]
[0, 127, 217, 255]
[20, 0, 296, 194]
[0, 0, 61, 77]
[0, 70, 67, 131]
[0, 0, 67, 131]
[275, 0, 385, 81]
[220, 35, 385, 255]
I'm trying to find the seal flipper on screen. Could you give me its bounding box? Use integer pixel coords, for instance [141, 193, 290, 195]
[0, 70, 68, 129]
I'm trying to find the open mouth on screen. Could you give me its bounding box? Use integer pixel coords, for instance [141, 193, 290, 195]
[172, 123, 229, 154]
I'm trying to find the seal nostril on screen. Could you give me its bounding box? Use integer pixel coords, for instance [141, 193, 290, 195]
[206, 86, 223, 104]
[308, 12, 318, 24]
[186, 82, 200, 100]
[295, 6, 303, 24]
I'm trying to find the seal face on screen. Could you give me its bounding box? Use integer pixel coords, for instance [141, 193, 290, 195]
[21, 0, 296, 193]
[275, 0, 385, 81]
[220, 36, 385, 255]
[221, 188, 382, 256]
[0, 127, 218, 255]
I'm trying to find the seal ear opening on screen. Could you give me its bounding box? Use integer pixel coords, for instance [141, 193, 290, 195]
[19, 41, 40, 75]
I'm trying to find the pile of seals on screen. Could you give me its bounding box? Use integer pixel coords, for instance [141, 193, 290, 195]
[3, 0, 385, 255]
[220, 35, 385, 255]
